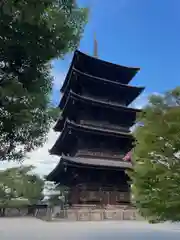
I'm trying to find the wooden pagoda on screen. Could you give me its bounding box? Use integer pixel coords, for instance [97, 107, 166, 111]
[47, 50, 144, 207]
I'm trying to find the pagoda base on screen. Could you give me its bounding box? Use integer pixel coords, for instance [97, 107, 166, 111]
[51, 204, 139, 221]
[70, 203, 133, 210]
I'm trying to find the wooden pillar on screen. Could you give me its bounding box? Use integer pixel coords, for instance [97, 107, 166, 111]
[70, 187, 80, 205]
[99, 188, 103, 207]
[103, 191, 109, 205]
[110, 190, 117, 205]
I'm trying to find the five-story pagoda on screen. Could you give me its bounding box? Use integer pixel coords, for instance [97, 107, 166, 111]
[47, 46, 144, 207]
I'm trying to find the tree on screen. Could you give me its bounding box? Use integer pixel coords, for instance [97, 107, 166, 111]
[0, 166, 45, 207]
[0, 0, 88, 161]
[129, 87, 180, 222]
[18, 168, 45, 204]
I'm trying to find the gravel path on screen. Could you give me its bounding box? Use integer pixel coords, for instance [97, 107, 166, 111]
[0, 218, 180, 240]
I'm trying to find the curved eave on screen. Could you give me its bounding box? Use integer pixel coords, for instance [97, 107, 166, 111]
[50, 120, 134, 156]
[76, 50, 140, 74]
[61, 51, 77, 93]
[61, 50, 140, 92]
[54, 117, 64, 132]
[49, 123, 70, 155]
[54, 91, 141, 131]
[62, 155, 132, 170]
[60, 68, 144, 106]
[59, 74, 145, 110]
[68, 120, 133, 138]
[75, 67, 144, 89]
[46, 155, 132, 182]
[46, 159, 63, 182]
[70, 91, 141, 112]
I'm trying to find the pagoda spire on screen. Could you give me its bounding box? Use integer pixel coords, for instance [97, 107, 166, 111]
[93, 32, 98, 58]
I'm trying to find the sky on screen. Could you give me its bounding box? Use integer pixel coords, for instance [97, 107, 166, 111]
[1, 0, 180, 176]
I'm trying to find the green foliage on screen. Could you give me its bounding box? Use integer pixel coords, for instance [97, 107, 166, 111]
[129, 87, 180, 222]
[0, 0, 88, 67]
[0, 68, 54, 161]
[0, 0, 88, 161]
[0, 166, 45, 206]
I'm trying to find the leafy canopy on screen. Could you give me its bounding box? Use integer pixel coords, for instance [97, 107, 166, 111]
[0, 165, 45, 206]
[130, 87, 180, 222]
[0, 0, 88, 161]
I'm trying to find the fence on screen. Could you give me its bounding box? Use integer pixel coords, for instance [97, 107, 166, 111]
[0, 205, 48, 218]
[0, 205, 143, 222]
[50, 206, 143, 221]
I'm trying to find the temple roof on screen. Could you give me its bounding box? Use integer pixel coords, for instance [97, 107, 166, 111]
[62, 155, 132, 169]
[46, 155, 132, 182]
[50, 120, 134, 156]
[60, 119, 133, 138]
[64, 90, 140, 113]
[54, 91, 140, 132]
[59, 69, 144, 109]
[61, 50, 140, 92]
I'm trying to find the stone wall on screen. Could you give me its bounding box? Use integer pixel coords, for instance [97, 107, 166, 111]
[50, 206, 143, 221]
[35, 207, 51, 220]
[0, 205, 142, 222]
[0, 207, 28, 217]
[0, 206, 48, 218]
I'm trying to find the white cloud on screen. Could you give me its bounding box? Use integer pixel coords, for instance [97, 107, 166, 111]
[25, 127, 60, 176]
[130, 92, 148, 109]
[51, 60, 66, 90]
[133, 91, 162, 109]
[52, 70, 66, 90]
[0, 126, 60, 177]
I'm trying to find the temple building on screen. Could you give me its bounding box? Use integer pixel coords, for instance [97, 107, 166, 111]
[47, 45, 144, 207]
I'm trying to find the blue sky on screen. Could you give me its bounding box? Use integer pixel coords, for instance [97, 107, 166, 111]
[52, 0, 180, 107]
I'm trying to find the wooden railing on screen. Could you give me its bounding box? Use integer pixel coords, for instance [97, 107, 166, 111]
[79, 120, 130, 133]
[84, 93, 126, 107]
[75, 184, 129, 191]
[78, 191, 130, 202]
[69, 185, 131, 205]
[76, 149, 125, 160]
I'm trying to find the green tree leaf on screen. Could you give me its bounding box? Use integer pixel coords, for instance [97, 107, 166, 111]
[0, 166, 45, 206]
[0, 0, 88, 161]
[129, 87, 180, 222]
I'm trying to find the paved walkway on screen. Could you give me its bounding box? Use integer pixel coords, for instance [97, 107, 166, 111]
[0, 218, 180, 240]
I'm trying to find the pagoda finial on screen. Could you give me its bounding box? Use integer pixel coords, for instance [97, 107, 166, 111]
[93, 32, 98, 58]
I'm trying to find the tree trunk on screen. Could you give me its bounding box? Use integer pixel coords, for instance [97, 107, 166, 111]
[0, 208, 5, 217]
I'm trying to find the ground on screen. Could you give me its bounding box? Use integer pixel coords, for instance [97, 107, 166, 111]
[0, 218, 180, 239]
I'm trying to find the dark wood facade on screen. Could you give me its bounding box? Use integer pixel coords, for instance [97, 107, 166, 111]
[47, 156, 132, 205]
[47, 50, 144, 206]
[60, 69, 144, 109]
